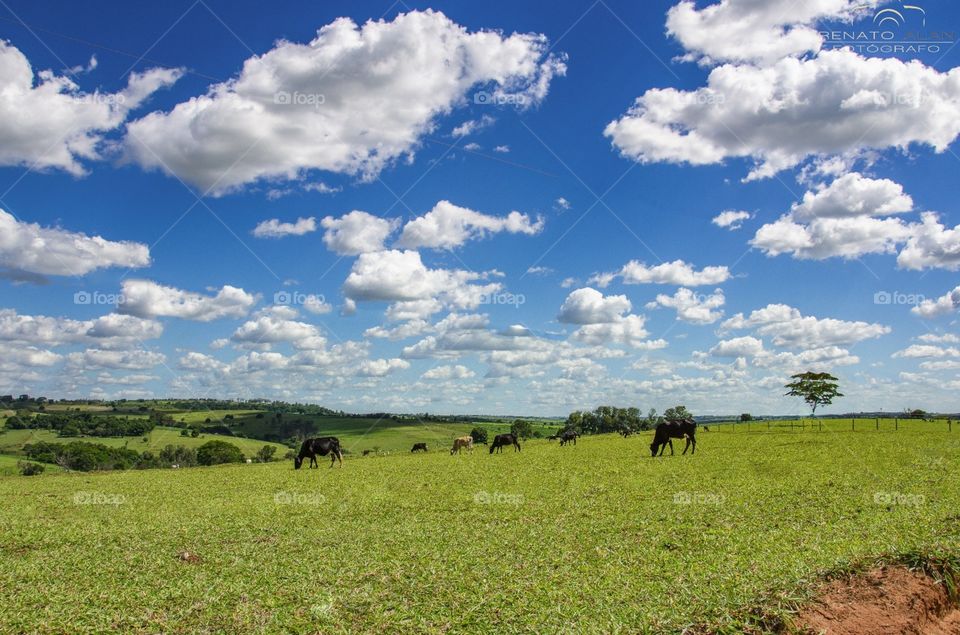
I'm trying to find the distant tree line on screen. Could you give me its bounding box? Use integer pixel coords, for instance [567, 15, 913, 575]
[563, 406, 695, 435]
[5, 413, 155, 437]
[21, 440, 278, 472]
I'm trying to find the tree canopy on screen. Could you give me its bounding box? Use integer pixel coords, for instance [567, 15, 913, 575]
[784, 372, 843, 414]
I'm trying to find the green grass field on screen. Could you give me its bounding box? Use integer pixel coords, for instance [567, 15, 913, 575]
[0, 453, 61, 477]
[0, 426, 287, 459]
[1, 426, 958, 633]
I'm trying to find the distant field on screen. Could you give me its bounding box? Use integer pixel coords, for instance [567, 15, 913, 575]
[704, 417, 955, 433]
[38, 404, 113, 413]
[2, 427, 957, 633]
[0, 453, 62, 477]
[165, 410, 267, 425]
[0, 427, 288, 460]
[230, 414, 560, 453]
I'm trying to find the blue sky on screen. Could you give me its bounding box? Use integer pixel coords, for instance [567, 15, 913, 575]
[1, 0, 959, 416]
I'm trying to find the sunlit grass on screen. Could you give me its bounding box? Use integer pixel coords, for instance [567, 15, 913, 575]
[1, 427, 958, 633]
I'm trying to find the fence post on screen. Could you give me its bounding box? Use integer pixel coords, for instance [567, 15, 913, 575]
[767, 421, 771, 431]
[895, 418, 898, 430]
[852, 419, 855, 431]
[819, 420, 822, 432]
[876, 418, 879, 431]
[950, 419, 953, 432]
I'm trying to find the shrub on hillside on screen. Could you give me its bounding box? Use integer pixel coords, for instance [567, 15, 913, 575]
[196, 440, 244, 466]
[255, 445, 277, 463]
[18, 461, 45, 476]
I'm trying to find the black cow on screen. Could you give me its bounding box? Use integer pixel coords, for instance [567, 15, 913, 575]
[650, 420, 697, 457]
[294, 437, 343, 469]
[490, 433, 521, 453]
[411, 443, 428, 453]
[559, 430, 579, 446]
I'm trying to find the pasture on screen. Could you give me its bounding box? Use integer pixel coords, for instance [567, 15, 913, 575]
[226, 414, 559, 453]
[2, 425, 958, 633]
[0, 453, 60, 477]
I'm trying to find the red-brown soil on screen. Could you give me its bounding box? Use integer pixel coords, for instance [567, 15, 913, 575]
[796, 566, 960, 634]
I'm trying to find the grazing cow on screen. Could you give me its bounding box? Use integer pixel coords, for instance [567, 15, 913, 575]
[490, 433, 521, 454]
[619, 426, 634, 438]
[411, 443, 428, 453]
[650, 420, 697, 457]
[559, 430, 579, 446]
[450, 436, 473, 455]
[294, 437, 344, 469]
[362, 450, 372, 456]
[547, 433, 560, 441]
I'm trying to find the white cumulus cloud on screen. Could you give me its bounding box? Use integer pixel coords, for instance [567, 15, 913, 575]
[0, 209, 150, 277]
[252, 216, 317, 238]
[124, 10, 565, 194]
[119, 279, 259, 321]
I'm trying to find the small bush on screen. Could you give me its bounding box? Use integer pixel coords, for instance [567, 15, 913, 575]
[196, 440, 244, 466]
[256, 445, 277, 463]
[18, 461, 45, 476]
[470, 427, 488, 444]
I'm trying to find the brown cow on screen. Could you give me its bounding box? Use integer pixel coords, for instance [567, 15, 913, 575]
[450, 436, 474, 455]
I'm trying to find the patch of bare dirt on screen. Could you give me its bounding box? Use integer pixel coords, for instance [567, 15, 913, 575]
[796, 566, 960, 634]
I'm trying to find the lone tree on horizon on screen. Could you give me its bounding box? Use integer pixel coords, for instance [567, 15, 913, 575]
[784, 372, 843, 415]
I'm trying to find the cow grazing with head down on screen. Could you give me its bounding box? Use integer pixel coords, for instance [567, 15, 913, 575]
[294, 437, 343, 469]
[450, 436, 473, 455]
[490, 433, 521, 453]
[559, 430, 579, 446]
[411, 443, 428, 453]
[650, 420, 697, 457]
